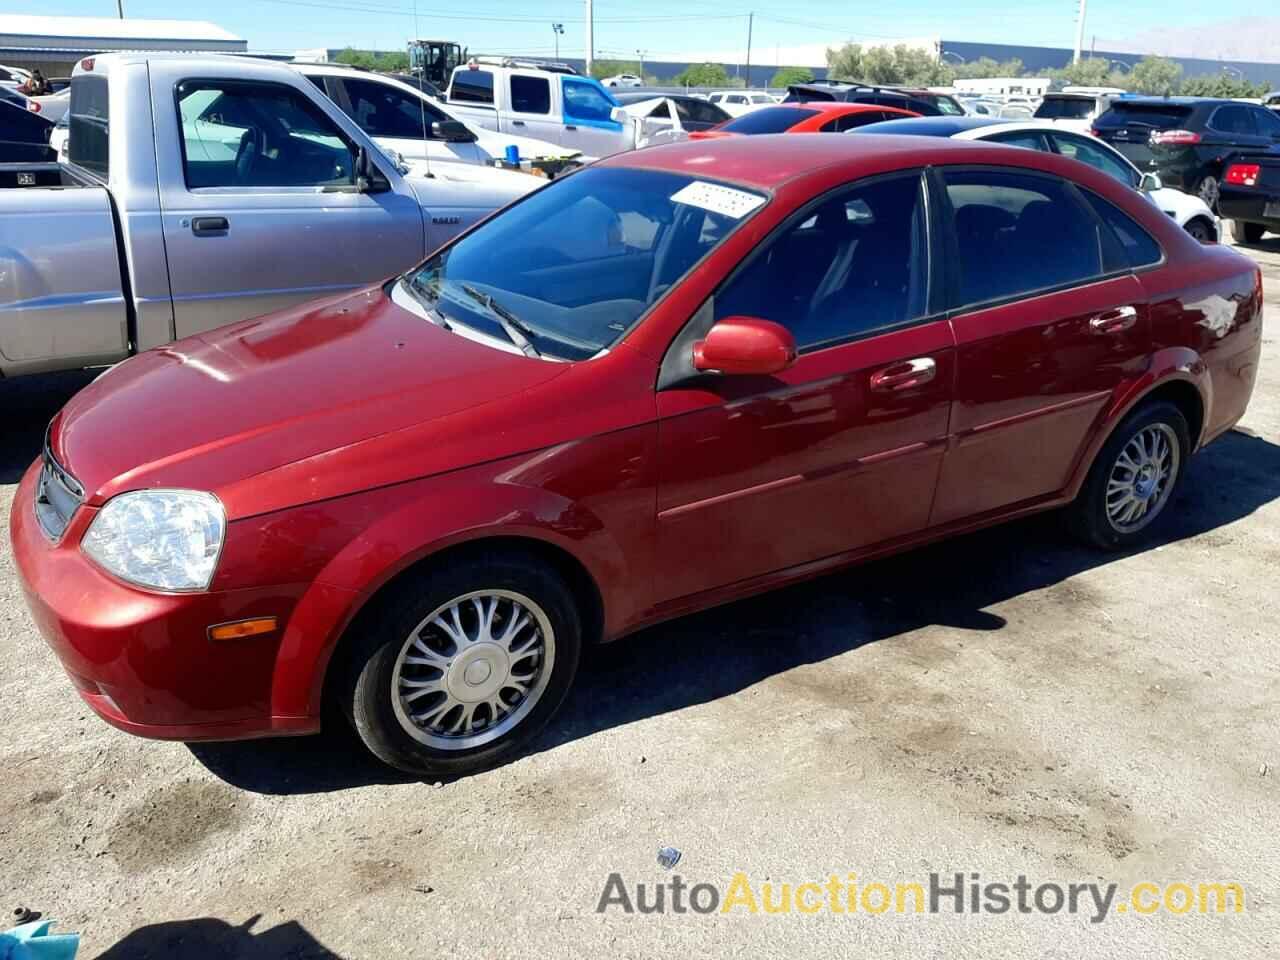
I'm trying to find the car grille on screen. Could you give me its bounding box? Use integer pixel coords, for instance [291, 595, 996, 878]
[34, 427, 84, 541]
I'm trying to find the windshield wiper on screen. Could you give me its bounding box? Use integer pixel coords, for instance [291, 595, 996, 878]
[403, 274, 452, 329]
[459, 283, 541, 358]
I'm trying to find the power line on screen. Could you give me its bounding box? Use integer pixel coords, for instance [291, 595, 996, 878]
[259, 0, 740, 24]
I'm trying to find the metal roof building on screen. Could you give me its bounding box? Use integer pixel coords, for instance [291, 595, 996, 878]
[0, 14, 246, 76]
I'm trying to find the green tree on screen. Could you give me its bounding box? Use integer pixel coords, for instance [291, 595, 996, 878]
[770, 66, 814, 88]
[826, 43, 953, 86]
[590, 59, 642, 81]
[1180, 73, 1270, 98]
[673, 62, 730, 87]
[334, 47, 409, 72]
[952, 57, 1024, 80]
[1127, 56, 1182, 95]
[1046, 56, 1125, 89]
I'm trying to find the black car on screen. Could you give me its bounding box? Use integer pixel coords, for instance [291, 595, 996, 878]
[1092, 96, 1280, 210]
[1217, 153, 1280, 243]
[0, 98, 55, 162]
[611, 91, 732, 132]
[784, 80, 964, 117]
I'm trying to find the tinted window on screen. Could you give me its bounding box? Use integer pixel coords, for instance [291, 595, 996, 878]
[511, 75, 551, 115]
[1051, 134, 1138, 187]
[562, 79, 615, 123]
[678, 98, 729, 125]
[69, 75, 109, 177]
[452, 69, 494, 105]
[721, 106, 817, 134]
[1209, 105, 1255, 136]
[1035, 97, 1094, 119]
[176, 80, 355, 188]
[824, 110, 896, 132]
[1251, 106, 1280, 135]
[944, 170, 1103, 308]
[337, 77, 444, 138]
[932, 96, 965, 116]
[403, 168, 762, 360]
[716, 174, 928, 349]
[1083, 191, 1162, 269]
[1096, 102, 1191, 130]
[648, 101, 671, 119]
[987, 131, 1048, 150]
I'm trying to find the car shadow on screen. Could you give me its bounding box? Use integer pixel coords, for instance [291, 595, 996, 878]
[94, 914, 345, 959]
[0, 370, 97, 484]
[190, 427, 1280, 795]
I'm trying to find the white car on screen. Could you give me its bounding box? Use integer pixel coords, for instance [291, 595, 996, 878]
[603, 73, 643, 88]
[297, 64, 578, 173]
[705, 90, 775, 117]
[856, 117, 1220, 243]
[1032, 92, 1120, 134]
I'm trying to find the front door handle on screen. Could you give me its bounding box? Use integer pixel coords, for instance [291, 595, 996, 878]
[565, 124, 578, 131]
[511, 119, 525, 126]
[870, 357, 937, 392]
[191, 216, 229, 236]
[1089, 305, 1137, 334]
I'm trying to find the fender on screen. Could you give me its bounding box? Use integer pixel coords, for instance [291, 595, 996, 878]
[266, 447, 649, 719]
[1063, 346, 1211, 502]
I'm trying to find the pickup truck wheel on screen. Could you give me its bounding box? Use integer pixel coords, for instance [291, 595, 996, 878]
[342, 552, 582, 777]
[1194, 175, 1220, 212]
[1069, 401, 1190, 550]
[1231, 220, 1266, 245]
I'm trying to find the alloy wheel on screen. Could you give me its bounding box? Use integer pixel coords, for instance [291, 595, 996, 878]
[1105, 423, 1180, 534]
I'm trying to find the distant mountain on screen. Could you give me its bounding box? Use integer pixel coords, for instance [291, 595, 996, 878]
[1103, 18, 1280, 62]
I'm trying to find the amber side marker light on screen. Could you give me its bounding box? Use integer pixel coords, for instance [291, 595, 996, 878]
[208, 617, 279, 641]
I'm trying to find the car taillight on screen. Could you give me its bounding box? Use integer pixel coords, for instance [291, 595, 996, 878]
[26, 100, 40, 113]
[81, 57, 95, 71]
[1225, 163, 1261, 187]
[1150, 129, 1201, 145]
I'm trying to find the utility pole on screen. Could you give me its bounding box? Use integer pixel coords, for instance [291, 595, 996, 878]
[744, 12, 753, 89]
[637, 48, 646, 80]
[1073, 0, 1087, 63]
[552, 22, 564, 61]
[585, 0, 594, 76]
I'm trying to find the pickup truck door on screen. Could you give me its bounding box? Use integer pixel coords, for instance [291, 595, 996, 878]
[559, 76, 629, 157]
[504, 71, 565, 147]
[153, 71, 425, 339]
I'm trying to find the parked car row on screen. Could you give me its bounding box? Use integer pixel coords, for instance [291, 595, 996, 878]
[11, 130, 1262, 779]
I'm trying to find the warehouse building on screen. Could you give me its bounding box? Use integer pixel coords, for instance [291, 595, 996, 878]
[0, 14, 246, 77]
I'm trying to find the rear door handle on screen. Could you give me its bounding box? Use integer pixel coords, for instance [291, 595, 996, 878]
[870, 357, 937, 392]
[1089, 305, 1137, 334]
[191, 216, 229, 236]
[511, 119, 525, 126]
[565, 124, 578, 131]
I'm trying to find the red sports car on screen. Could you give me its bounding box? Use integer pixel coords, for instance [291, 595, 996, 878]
[12, 135, 1263, 777]
[688, 101, 918, 139]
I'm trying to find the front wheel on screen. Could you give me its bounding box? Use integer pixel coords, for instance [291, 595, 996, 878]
[1069, 401, 1190, 550]
[341, 551, 582, 777]
[1194, 174, 1220, 213]
[1231, 219, 1266, 245]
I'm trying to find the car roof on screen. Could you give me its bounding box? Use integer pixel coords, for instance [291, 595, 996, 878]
[852, 115, 1004, 136]
[601, 132, 1029, 190]
[1108, 96, 1226, 107]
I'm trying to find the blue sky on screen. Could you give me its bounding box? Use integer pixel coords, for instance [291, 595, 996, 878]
[42, 0, 1216, 62]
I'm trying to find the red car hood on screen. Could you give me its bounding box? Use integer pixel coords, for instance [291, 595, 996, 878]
[51, 286, 568, 513]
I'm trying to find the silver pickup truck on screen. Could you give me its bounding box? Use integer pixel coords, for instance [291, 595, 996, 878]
[0, 53, 537, 378]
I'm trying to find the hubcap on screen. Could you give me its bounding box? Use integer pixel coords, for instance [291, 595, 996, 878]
[1105, 423, 1179, 534]
[391, 589, 555, 751]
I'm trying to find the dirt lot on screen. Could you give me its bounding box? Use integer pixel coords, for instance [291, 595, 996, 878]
[2, 240, 1278, 959]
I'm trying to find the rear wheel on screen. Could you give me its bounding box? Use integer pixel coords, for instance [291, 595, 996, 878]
[1194, 174, 1220, 212]
[341, 551, 582, 777]
[1069, 401, 1190, 550]
[1231, 220, 1266, 245]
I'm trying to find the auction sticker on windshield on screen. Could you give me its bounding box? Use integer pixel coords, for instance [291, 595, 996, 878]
[670, 181, 766, 219]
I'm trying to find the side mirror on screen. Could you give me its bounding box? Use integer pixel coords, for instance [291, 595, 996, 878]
[1139, 172, 1163, 193]
[610, 105, 630, 125]
[693, 316, 797, 376]
[354, 146, 391, 193]
[431, 120, 477, 143]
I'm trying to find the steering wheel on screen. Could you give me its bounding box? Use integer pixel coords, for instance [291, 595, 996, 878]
[234, 125, 263, 184]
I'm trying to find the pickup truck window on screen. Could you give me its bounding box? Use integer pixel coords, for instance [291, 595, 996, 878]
[562, 78, 615, 124]
[336, 77, 447, 139]
[404, 167, 765, 361]
[176, 80, 356, 189]
[453, 69, 495, 106]
[511, 75, 551, 115]
[68, 75, 109, 178]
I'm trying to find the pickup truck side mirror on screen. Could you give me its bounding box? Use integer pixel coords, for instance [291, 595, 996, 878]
[431, 120, 477, 143]
[610, 106, 630, 125]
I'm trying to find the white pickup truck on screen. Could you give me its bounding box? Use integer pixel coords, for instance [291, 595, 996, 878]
[0, 53, 537, 379]
[443, 59, 634, 159]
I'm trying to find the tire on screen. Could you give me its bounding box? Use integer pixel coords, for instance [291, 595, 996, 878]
[1194, 174, 1220, 213]
[1068, 401, 1191, 550]
[1231, 219, 1266, 245]
[1184, 217, 1214, 243]
[340, 550, 582, 777]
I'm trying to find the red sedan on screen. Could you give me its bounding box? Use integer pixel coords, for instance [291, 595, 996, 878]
[12, 135, 1262, 777]
[688, 101, 917, 139]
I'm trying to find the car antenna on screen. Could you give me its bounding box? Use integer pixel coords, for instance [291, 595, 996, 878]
[412, 0, 434, 178]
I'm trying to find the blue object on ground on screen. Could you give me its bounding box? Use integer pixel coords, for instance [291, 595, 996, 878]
[0, 921, 79, 960]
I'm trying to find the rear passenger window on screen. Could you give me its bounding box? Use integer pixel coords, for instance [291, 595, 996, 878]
[511, 75, 550, 114]
[1083, 191, 1163, 269]
[943, 169, 1103, 309]
[1209, 105, 1255, 135]
[452, 69, 494, 105]
[715, 173, 929, 349]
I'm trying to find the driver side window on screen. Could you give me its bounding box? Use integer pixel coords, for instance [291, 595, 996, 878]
[176, 79, 357, 189]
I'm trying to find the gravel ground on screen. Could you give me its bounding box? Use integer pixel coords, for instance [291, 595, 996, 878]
[2, 240, 1278, 959]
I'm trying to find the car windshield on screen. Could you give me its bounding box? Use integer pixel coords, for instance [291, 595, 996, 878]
[400, 167, 767, 361]
[721, 106, 818, 134]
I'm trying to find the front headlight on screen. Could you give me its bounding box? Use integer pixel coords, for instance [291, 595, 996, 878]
[81, 490, 225, 592]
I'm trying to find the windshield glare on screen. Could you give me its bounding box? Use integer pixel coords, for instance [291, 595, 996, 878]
[403, 168, 766, 360]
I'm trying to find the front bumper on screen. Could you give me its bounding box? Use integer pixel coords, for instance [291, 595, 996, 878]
[10, 459, 319, 741]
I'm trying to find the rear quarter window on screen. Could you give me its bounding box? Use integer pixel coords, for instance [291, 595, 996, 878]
[1083, 191, 1163, 270]
[69, 75, 110, 177]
